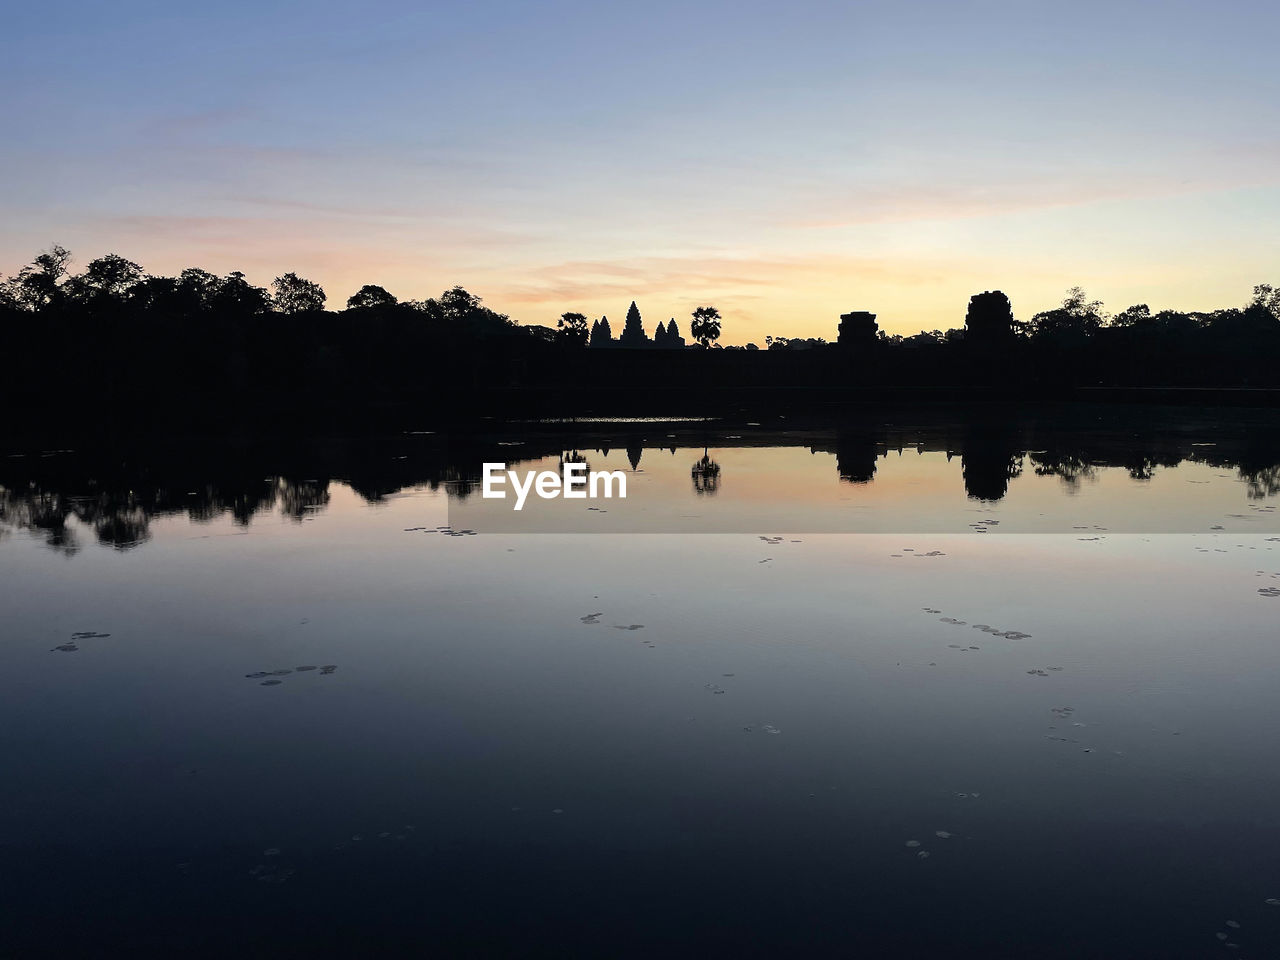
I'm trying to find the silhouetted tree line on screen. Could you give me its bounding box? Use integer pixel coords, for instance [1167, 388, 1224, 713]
[859, 286, 1280, 387]
[3, 245, 1279, 427]
[0, 245, 562, 421]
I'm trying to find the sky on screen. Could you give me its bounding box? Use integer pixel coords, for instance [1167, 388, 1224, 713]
[3, 0, 1278, 342]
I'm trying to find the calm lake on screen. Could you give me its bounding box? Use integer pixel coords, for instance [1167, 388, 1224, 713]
[3, 404, 1280, 956]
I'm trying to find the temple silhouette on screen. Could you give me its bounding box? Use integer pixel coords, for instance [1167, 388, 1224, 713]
[589, 301, 688, 349]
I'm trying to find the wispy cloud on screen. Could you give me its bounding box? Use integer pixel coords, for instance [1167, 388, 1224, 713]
[491, 253, 961, 306]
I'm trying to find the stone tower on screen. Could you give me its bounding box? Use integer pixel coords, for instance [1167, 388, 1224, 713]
[838, 311, 878, 349]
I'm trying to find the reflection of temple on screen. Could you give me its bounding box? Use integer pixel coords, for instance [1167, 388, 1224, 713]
[558, 450, 592, 475]
[960, 423, 1024, 501]
[833, 434, 884, 484]
[5, 413, 1280, 552]
[691, 453, 721, 495]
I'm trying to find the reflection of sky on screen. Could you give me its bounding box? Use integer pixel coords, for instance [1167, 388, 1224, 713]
[450, 446, 1280, 533]
[5, 1, 1279, 341]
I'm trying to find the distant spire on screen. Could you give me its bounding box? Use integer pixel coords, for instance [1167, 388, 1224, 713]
[590, 314, 614, 347]
[619, 300, 648, 347]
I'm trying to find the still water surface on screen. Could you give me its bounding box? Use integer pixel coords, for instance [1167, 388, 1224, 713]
[3, 408, 1280, 956]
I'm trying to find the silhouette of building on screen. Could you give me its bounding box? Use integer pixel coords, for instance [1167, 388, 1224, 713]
[665, 317, 685, 348]
[653, 317, 687, 349]
[618, 301, 650, 348]
[589, 315, 614, 348]
[965, 291, 1015, 344]
[838, 311, 878, 350]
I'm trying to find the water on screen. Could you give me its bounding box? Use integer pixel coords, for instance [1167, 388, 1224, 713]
[3, 406, 1280, 956]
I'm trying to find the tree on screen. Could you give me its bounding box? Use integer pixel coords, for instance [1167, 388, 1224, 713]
[216, 272, 272, 315]
[438, 285, 484, 320]
[1252, 283, 1279, 318]
[177, 268, 222, 305]
[557, 311, 589, 346]
[690, 306, 722, 348]
[903, 330, 945, 348]
[1027, 287, 1106, 339]
[10, 244, 72, 308]
[1112, 304, 1151, 328]
[346, 284, 398, 310]
[431, 285, 511, 331]
[63, 253, 145, 304]
[272, 272, 326, 313]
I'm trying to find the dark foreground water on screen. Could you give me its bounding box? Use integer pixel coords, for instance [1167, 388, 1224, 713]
[3, 406, 1280, 957]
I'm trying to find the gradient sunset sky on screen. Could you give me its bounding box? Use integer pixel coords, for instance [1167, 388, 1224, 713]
[4, 0, 1278, 342]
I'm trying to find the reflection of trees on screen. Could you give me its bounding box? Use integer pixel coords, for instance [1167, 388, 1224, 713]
[1123, 457, 1157, 481]
[0, 488, 80, 554]
[277, 478, 330, 521]
[1030, 452, 1096, 492]
[1, 471, 334, 549]
[0, 487, 155, 552]
[5, 421, 1280, 555]
[71, 494, 161, 549]
[691, 450, 721, 496]
[92, 504, 151, 549]
[1241, 465, 1280, 499]
[186, 480, 279, 525]
[559, 450, 591, 474]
